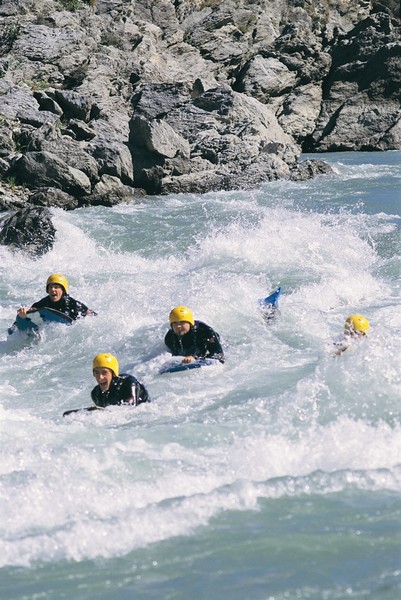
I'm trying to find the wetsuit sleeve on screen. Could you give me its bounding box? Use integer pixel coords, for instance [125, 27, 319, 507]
[91, 386, 103, 407]
[135, 380, 150, 405]
[68, 297, 91, 319]
[164, 330, 177, 355]
[121, 376, 150, 405]
[197, 322, 225, 363]
[30, 297, 50, 310]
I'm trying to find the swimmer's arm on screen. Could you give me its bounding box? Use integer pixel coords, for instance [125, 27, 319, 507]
[17, 306, 38, 318]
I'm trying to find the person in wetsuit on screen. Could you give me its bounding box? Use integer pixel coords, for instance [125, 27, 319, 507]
[333, 314, 370, 356]
[16, 273, 96, 321]
[164, 305, 225, 364]
[91, 353, 150, 408]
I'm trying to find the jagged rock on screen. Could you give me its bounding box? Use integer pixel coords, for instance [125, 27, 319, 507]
[183, 7, 249, 67]
[290, 159, 333, 181]
[12, 24, 82, 62]
[162, 169, 230, 195]
[53, 89, 94, 122]
[130, 84, 299, 194]
[0, 0, 398, 210]
[0, 158, 10, 177]
[235, 56, 298, 102]
[0, 179, 31, 212]
[65, 119, 96, 141]
[8, 151, 92, 196]
[130, 116, 190, 159]
[25, 124, 99, 184]
[87, 122, 135, 185]
[304, 12, 401, 151]
[0, 84, 60, 127]
[131, 82, 192, 119]
[0, 190, 29, 212]
[277, 83, 323, 142]
[0, 119, 14, 158]
[0, 206, 56, 256]
[90, 174, 144, 206]
[33, 91, 64, 116]
[0, 0, 34, 17]
[29, 187, 79, 210]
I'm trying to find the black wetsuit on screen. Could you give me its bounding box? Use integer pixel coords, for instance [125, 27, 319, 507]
[31, 295, 91, 321]
[164, 320, 225, 363]
[91, 374, 150, 408]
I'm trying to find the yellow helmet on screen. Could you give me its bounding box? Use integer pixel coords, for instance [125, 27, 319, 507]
[46, 273, 69, 294]
[344, 314, 370, 335]
[169, 305, 195, 326]
[92, 353, 119, 377]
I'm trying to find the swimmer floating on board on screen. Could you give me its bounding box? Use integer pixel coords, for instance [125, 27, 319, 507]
[333, 314, 370, 356]
[63, 353, 150, 416]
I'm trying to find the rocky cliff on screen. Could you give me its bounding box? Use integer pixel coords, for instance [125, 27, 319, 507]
[0, 0, 400, 214]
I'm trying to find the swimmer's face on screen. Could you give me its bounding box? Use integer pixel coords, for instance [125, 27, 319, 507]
[93, 367, 113, 392]
[171, 321, 191, 336]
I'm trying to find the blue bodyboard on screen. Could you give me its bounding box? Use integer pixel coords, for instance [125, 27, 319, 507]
[258, 287, 281, 307]
[258, 287, 281, 323]
[8, 315, 40, 337]
[8, 308, 72, 338]
[38, 308, 73, 324]
[160, 358, 215, 374]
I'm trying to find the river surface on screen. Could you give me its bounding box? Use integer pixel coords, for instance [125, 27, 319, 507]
[1, 151, 400, 600]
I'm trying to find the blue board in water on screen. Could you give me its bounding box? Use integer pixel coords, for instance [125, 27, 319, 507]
[160, 358, 215, 374]
[258, 287, 281, 322]
[7, 308, 72, 338]
[7, 315, 40, 338]
[38, 308, 73, 324]
[258, 287, 281, 307]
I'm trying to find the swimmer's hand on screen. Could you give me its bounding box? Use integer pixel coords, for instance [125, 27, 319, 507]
[17, 306, 37, 319]
[182, 356, 195, 364]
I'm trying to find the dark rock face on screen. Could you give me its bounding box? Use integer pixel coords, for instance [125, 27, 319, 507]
[0, 206, 56, 256]
[303, 12, 401, 151]
[290, 159, 334, 181]
[29, 187, 80, 210]
[0, 0, 398, 215]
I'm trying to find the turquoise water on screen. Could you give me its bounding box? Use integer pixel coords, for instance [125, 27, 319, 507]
[1, 151, 400, 599]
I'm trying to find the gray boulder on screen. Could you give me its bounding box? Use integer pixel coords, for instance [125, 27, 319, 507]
[0, 0, 398, 211]
[90, 174, 145, 207]
[26, 124, 99, 184]
[305, 12, 401, 151]
[29, 187, 80, 210]
[0, 206, 56, 256]
[130, 84, 299, 194]
[8, 151, 92, 196]
[291, 159, 334, 181]
[0, 84, 60, 128]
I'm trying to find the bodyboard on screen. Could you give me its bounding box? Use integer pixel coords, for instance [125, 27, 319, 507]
[7, 307, 72, 339]
[38, 307, 74, 324]
[63, 406, 102, 417]
[258, 287, 281, 322]
[7, 315, 40, 338]
[160, 358, 215, 374]
[258, 287, 282, 308]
